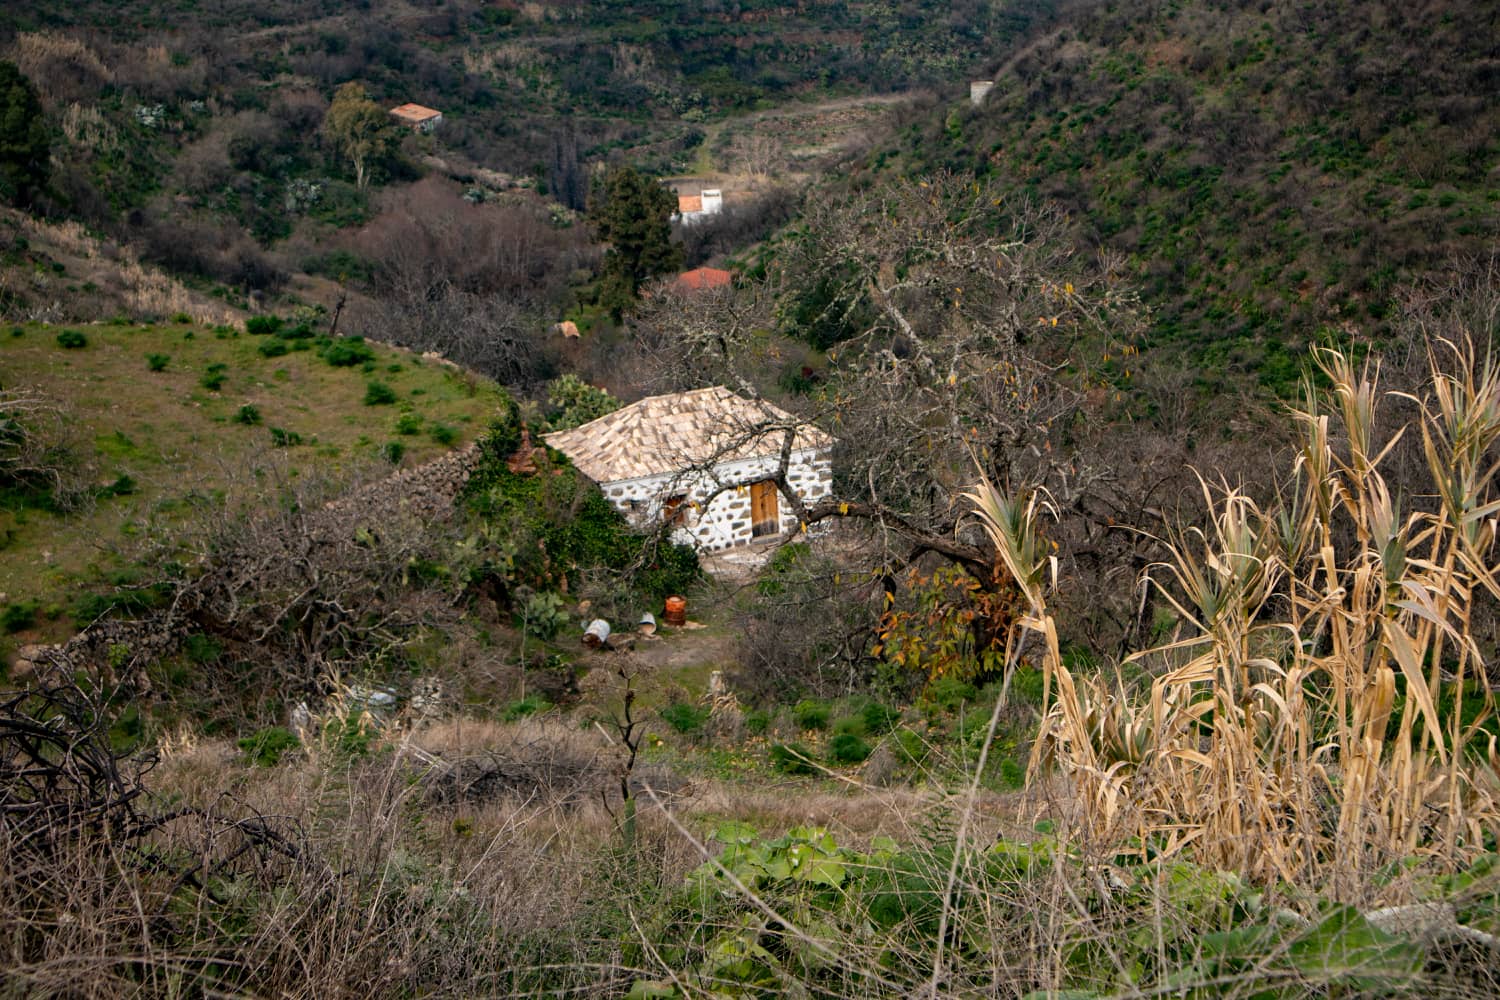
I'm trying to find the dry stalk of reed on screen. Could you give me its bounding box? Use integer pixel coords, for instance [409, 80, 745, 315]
[970, 340, 1500, 896]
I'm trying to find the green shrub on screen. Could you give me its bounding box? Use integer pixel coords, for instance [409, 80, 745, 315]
[380, 440, 404, 464]
[323, 716, 371, 758]
[98, 474, 135, 498]
[792, 699, 830, 731]
[245, 316, 283, 335]
[235, 404, 262, 425]
[238, 726, 300, 766]
[322, 337, 376, 367]
[922, 676, 977, 713]
[429, 423, 459, 445]
[503, 694, 550, 721]
[769, 741, 818, 775]
[183, 632, 223, 664]
[145, 353, 169, 371]
[256, 339, 289, 358]
[744, 708, 772, 736]
[56, 329, 87, 349]
[71, 584, 169, 624]
[394, 412, 423, 435]
[660, 701, 710, 735]
[364, 381, 396, 405]
[171, 312, 192, 324]
[757, 542, 811, 596]
[828, 731, 872, 765]
[861, 700, 901, 734]
[200, 363, 228, 391]
[893, 726, 930, 765]
[831, 715, 866, 738]
[2, 601, 38, 633]
[269, 427, 303, 447]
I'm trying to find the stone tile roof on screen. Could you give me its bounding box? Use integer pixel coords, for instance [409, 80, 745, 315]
[544, 386, 833, 484]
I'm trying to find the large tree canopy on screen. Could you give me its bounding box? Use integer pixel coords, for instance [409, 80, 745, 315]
[588, 166, 682, 318]
[322, 82, 398, 190]
[0, 62, 49, 207]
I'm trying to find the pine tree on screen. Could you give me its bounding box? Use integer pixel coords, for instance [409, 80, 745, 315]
[0, 62, 49, 207]
[588, 166, 682, 318]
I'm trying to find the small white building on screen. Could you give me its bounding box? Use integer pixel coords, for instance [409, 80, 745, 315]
[674, 188, 724, 225]
[544, 386, 834, 551]
[969, 80, 995, 106]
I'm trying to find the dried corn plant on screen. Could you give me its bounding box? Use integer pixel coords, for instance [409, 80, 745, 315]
[971, 340, 1500, 895]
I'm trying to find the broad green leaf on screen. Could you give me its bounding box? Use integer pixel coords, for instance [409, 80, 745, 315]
[1287, 905, 1424, 986]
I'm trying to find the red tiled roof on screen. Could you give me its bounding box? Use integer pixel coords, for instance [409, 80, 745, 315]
[674, 267, 733, 291]
[390, 103, 442, 123]
[677, 194, 703, 214]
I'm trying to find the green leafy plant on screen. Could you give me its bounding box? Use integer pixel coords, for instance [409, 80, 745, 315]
[517, 590, 568, 640]
[145, 353, 169, 371]
[321, 337, 375, 367]
[791, 699, 829, 731]
[238, 726, 300, 767]
[200, 363, 227, 391]
[394, 412, 422, 435]
[245, 315, 283, 335]
[269, 427, 302, 447]
[380, 440, 404, 464]
[659, 701, 710, 736]
[769, 741, 817, 775]
[55, 329, 86, 349]
[234, 404, 262, 425]
[364, 381, 396, 405]
[828, 731, 872, 765]
[503, 693, 550, 721]
[2, 600, 38, 633]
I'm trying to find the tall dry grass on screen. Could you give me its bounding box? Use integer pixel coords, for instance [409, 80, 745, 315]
[970, 340, 1500, 895]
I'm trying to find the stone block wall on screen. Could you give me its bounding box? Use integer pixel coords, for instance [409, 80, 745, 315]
[599, 447, 833, 551]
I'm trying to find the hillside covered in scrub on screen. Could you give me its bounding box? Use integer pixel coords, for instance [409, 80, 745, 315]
[878, 0, 1499, 387]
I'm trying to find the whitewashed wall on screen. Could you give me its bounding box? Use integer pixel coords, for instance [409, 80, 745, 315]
[598, 447, 832, 551]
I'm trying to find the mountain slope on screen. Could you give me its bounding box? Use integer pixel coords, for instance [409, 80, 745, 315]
[885, 0, 1499, 375]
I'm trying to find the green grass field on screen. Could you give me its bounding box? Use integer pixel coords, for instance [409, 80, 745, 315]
[1, 320, 508, 643]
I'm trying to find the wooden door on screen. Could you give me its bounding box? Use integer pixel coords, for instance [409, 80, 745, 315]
[750, 480, 779, 538]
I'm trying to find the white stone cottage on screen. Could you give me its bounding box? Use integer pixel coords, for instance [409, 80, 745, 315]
[544, 386, 834, 551]
[674, 188, 724, 225]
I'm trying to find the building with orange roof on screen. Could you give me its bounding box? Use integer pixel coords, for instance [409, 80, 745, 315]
[673, 267, 733, 292]
[389, 103, 443, 132]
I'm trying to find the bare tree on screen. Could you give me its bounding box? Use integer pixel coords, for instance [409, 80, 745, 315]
[0, 388, 89, 507]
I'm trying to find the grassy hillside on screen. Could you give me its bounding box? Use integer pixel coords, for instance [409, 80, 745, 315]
[0, 318, 507, 643]
[882, 0, 1499, 381]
